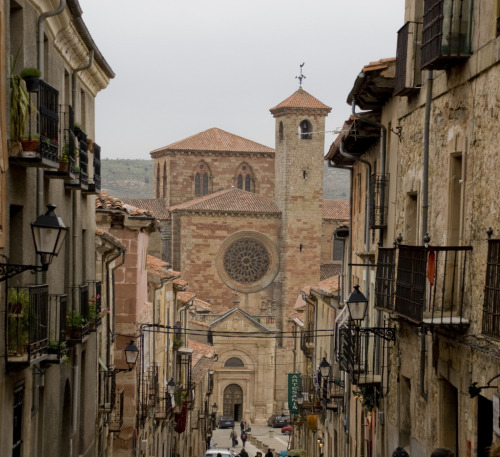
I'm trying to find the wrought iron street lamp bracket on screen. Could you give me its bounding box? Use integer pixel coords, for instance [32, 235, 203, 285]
[358, 326, 396, 342]
[0, 262, 48, 282]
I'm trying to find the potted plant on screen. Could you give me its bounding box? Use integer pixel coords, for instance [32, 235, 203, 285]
[7, 287, 30, 356]
[10, 55, 32, 156]
[73, 123, 87, 143]
[66, 309, 85, 339]
[20, 67, 41, 92]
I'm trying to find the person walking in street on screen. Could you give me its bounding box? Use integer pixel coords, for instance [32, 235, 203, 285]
[255, 453, 262, 457]
[241, 429, 248, 448]
[240, 420, 245, 432]
[265, 450, 273, 457]
[230, 427, 238, 447]
[240, 449, 249, 457]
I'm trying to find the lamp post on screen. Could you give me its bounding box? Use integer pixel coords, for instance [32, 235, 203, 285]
[345, 285, 368, 323]
[319, 358, 331, 403]
[0, 204, 68, 281]
[113, 340, 139, 373]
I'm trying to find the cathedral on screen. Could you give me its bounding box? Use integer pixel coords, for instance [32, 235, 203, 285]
[139, 87, 348, 423]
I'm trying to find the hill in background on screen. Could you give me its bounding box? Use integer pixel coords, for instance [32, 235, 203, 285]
[101, 159, 350, 200]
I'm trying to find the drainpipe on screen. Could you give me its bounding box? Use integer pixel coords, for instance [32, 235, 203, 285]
[72, 50, 94, 117]
[420, 70, 433, 401]
[37, 0, 66, 78]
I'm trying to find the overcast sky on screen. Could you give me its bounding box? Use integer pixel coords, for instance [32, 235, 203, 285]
[79, 0, 404, 160]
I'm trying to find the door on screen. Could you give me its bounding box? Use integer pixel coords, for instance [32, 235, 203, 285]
[223, 384, 243, 421]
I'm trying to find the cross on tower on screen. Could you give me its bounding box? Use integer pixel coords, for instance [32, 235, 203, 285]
[296, 62, 306, 87]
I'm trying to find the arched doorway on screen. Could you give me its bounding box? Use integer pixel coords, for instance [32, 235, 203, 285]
[223, 384, 243, 421]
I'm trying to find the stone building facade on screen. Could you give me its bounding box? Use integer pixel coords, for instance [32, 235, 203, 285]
[321, 2, 500, 457]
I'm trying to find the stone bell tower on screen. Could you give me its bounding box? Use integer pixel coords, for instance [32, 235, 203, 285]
[269, 86, 331, 404]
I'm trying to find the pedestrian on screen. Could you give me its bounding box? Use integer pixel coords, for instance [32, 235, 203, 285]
[240, 449, 249, 457]
[230, 427, 238, 447]
[240, 420, 245, 432]
[255, 453, 263, 457]
[431, 449, 454, 457]
[265, 450, 273, 457]
[241, 429, 248, 448]
[392, 447, 409, 457]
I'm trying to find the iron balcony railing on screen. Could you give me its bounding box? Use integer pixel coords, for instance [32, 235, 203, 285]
[6, 285, 49, 365]
[300, 329, 314, 357]
[38, 81, 59, 162]
[375, 247, 397, 311]
[394, 21, 423, 96]
[369, 174, 389, 229]
[141, 365, 159, 419]
[109, 388, 125, 432]
[154, 388, 173, 421]
[421, 0, 473, 70]
[91, 142, 102, 193]
[482, 240, 500, 338]
[394, 244, 472, 325]
[46, 294, 68, 361]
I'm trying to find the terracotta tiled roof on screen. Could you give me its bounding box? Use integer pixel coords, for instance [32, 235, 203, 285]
[270, 88, 331, 116]
[151, 128, 274, 155]
[320, 263, 341, 280]
[192, 356, 215, 383]
[170, 187, 281, 215]
[121, 198, 170, 220]
[96, 192, 154, 218]
[193, 298, 211, 311]
[96, 228, 126, 250]
[361, 57, 396, 74]
[177, 291, 196, 305]
[189, 339, 216, 356]
[312, 275, 340, 296]
[323, 200, 350, 220]
[174, 278, 188, 290]
[146, 255, 180, 279]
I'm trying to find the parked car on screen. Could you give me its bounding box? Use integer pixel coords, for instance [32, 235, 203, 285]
[217, 415, 235, 429]
[205, 449, 232, 457]
[267, 414, 290, 428]
[281, 425, 292, 435]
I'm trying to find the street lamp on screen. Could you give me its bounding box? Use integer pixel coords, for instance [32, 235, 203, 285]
[0, 204, 68, 281]
[212, 403, 218, 414]
[113, 340, 139, 373]
[167, 378, 177, 395]
[296, 391, 304, 405]
[345, 285, 368, 322]
[319, 358, 331, 378]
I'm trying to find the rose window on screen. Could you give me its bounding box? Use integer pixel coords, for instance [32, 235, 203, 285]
[223, 238, 270, 284]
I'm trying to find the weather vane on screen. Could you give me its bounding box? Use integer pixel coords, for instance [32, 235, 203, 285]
[296, 62, 306, 88]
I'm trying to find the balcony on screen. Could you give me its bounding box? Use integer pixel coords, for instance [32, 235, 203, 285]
[375, 247, 397, 311]
[85, 142, 101, 195]
[482, 240, 500, 338]
[87, 280, 103, 330]
[109, 388, 125, 432]
[45, 293, 69, 363]
[394, 244, 472, 326]
[394, 21, 422, 96]
[300, 329, 314, 358]
[154, 388, 173, 421]
[141, 366, 159, 419]
[370, 174, 389, 229]
[66, 284, 90, 345]
[10, 80, 60, 168]
[65, 138, 89, 191]
[6, 285, 49, 367]
[421, 0, 473, 70]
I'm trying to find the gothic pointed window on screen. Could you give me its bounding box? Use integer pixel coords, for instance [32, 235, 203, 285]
[163, 163, 167, 198]
[203, 173, 209, 195]
[195, 173, 201, 196]
[245, 174, 251, 191]
[234, 163, 255, 193]
[156, 164, 160, 198]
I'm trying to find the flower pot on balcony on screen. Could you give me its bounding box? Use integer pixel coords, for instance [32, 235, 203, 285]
[21, 139, 39, 154]
[22, 75, 40, 92]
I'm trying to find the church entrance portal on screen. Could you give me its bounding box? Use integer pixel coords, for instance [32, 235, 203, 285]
[223, 384, 243, 421]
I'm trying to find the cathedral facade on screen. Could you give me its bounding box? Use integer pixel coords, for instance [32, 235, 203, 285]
[149, 88, 348, 423]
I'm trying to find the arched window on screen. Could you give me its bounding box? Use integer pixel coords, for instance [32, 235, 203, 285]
[234, 163, 255, 193]
[203, 173, 209, 195]
[195, 173, 201, 195]
[225, 357, 244, 367]
[299, 119, 312, 140]
[163, 162, 167, 198]
[156, 164, 160, 198]
[279, 121, 284, 142]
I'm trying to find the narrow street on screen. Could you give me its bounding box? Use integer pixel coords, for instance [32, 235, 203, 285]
[211, 424, 290, 457]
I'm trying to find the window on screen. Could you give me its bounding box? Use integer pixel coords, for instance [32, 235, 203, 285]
[156, 164, 160, 198]
[224, 357, 244, 367]
[234, 163, 254, 192]
[299, 120, 312, 140]
[194, 162, 211, 196]
[163, 162, 167, 198]
[333, 238, 344, 261]
[12, 385, 24, 457]
[279, 122, 284, 142]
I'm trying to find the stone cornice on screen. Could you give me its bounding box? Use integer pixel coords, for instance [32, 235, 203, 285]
[150, 149, 275, 159]
[170, 209, 281, 219]
[270, 106, 331, 118]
